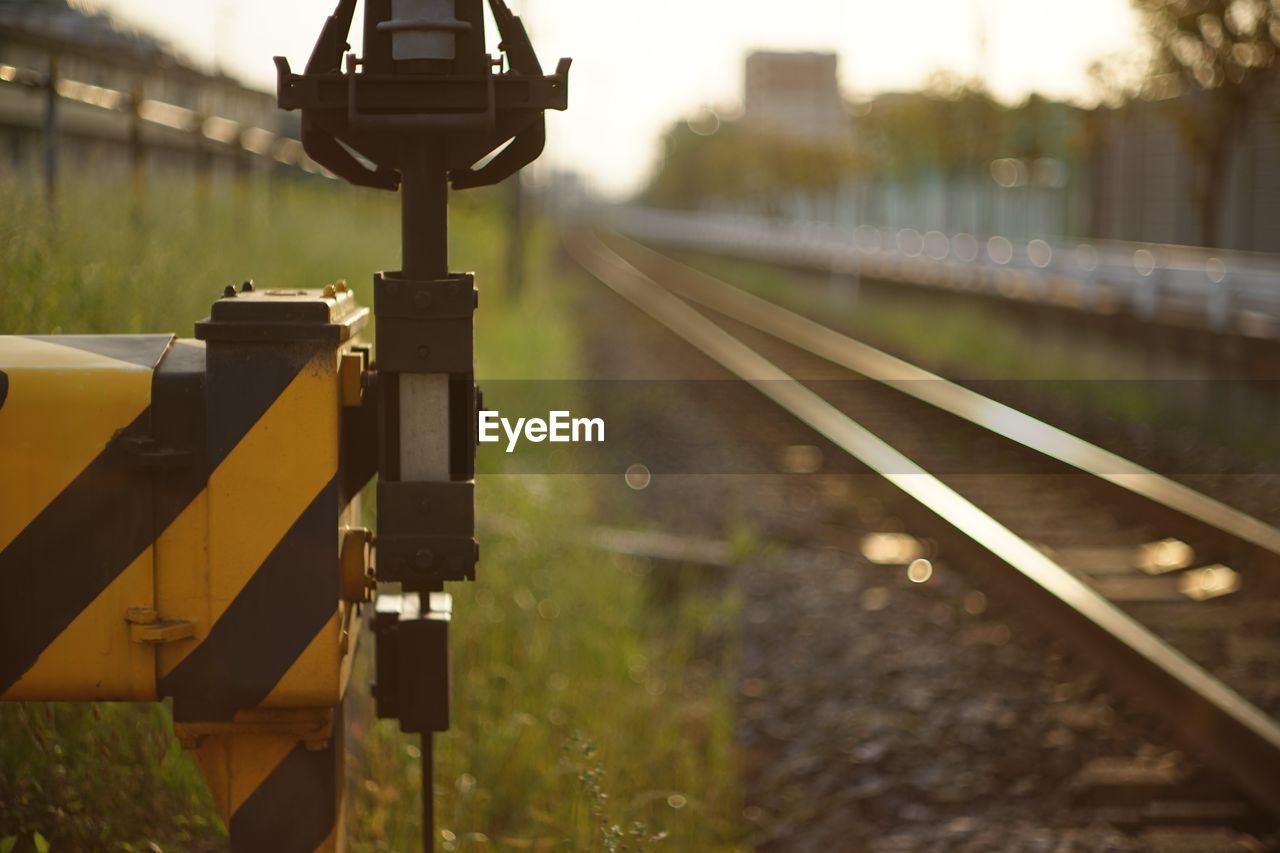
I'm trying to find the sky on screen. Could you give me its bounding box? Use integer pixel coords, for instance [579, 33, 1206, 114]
[90, 0, 1150, 196]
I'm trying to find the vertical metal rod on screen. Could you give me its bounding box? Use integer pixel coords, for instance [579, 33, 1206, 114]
[43, 55, 59, 204]
[401, 141, 449, 853]
[129, 82, 146, 218]
[422, 733, 435, 853]
[194, 110, 210, 208]
[401, 144, 449, 280]
[397, 141, 454, 486]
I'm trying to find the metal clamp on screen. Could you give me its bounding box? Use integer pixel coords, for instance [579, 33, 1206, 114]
[345, 53, 495, 131]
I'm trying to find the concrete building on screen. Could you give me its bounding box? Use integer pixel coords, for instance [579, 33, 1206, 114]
[743, 51, 847, 144]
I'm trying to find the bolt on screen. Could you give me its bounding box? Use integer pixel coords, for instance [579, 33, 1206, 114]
[323, 284, 336, 298]
[415, 548, 434, 570]
[223, 284, 237, 298]
[413, 290, 432, 310]
[335, 279, 348, 293]
[240, 279, 254, 293]
[417, 344, 431, 360]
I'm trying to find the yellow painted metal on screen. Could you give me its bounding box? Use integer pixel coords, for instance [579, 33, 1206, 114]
[124, 606, 196, 645]
[152, 489, 211, 679]
[157, 350, 340, 689]
[0, 337, 154, 551]
[3, 297, 370, 849]
[181, 709, 343, 851]
[128, 617, 198, 644]
[0, 337, 160, 700]
[193, 732, 299, 821]
[260, 608, 346, 708]
[340, 351, 365, 407]
[176, 707, 334, 746]
[2, 337, 361, 707]
[4, 549, 156, 700]
[340, 526, 371, 603]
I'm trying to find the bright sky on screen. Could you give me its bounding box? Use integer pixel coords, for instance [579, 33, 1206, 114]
[91, 0, 1149, 196]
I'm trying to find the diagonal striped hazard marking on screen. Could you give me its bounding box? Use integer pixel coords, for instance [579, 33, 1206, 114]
[262, 607, 344, 708]
[0, 336, 161, 552]
[161, 480, 338, 719]
[230, 741, 339, 851]
[230, 739, 340, 851]
[0, 338, 317, 697]
[4, 548, 155, 700]
[160, 352, 339, 720]
[0, 337, 168, 694]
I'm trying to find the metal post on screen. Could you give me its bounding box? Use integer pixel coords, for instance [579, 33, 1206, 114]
[422, 734, 434, 852]
[129, 82, 146, 218]
[274, 8, 568, 852]
[399, 141, 449, 853]
[43, 55, 59, 204]
[401, 144, 449, 280]
[194, 110, 210, 208]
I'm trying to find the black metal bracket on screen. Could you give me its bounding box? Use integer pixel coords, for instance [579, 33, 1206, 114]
[373, 592, 451, 734]
[376, 481, 477, 584]
[274, 0, 569, 191]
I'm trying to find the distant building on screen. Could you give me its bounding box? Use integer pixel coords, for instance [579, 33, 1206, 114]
[742, 51, 846, 144]
[0, 0, 292, 180]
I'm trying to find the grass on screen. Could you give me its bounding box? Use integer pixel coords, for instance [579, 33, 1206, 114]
[0, 178, 743, 851]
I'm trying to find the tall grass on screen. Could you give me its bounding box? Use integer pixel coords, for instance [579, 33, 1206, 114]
[0, 179, 742, 851]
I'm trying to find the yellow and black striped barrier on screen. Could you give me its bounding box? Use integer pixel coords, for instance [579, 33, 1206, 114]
[1, 0, 566, 846]
[0, 285, 377, 851]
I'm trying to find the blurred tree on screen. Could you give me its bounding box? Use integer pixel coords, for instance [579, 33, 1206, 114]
[641, 116, 865, 214]
[1130, 0, 1280, 245]
[640, 78, 1088, 222]
[1087, 52, 1150, 107]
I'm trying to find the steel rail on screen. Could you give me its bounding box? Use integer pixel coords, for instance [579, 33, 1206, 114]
[604, 232, 1280, 574]
[566, 227, 1280, 819]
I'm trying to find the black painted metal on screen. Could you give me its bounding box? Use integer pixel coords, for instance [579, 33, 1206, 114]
[276, 4, 568, 848]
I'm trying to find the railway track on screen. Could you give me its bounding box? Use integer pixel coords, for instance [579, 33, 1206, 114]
[565, 228, 1280, 833]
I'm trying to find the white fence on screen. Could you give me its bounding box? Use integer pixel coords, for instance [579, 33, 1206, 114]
[613, 207, 1280, 339]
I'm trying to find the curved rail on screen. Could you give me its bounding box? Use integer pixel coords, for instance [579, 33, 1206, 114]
[565, 227, 1280, 819]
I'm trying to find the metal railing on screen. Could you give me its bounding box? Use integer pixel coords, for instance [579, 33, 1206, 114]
[612, 206, 1280, 339]
[0, 59, 330, 188]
